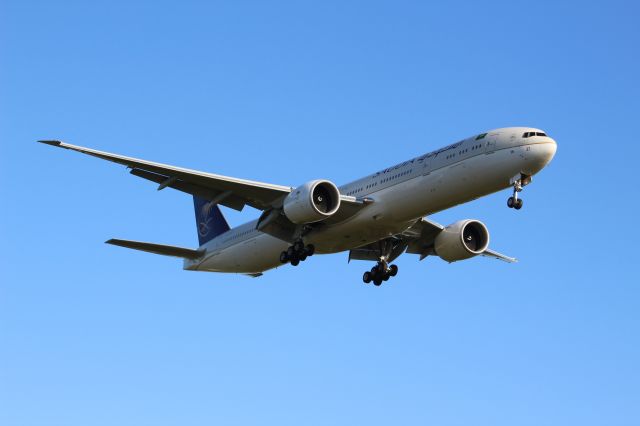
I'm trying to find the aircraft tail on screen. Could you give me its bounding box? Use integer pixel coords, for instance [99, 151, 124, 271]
[193, 196, 230, 246]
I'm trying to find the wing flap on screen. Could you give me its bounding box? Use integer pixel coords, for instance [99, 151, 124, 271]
[106, 239, 204, 259]
[404, 218, 443, 258]
[348, 238, 407, 263]
[129, 168, 247, 211]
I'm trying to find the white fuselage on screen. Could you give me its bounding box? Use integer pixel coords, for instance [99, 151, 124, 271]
[184, 127, 557, 274]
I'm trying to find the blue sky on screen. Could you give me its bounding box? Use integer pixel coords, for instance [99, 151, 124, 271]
[1, 1, 639, 425]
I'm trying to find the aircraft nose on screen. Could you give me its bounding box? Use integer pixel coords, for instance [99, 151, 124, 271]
[524, 138, 557, 174]
[539, 138, 557, 164]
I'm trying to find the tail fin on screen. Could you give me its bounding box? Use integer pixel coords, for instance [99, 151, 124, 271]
[193, 196, 230, 246]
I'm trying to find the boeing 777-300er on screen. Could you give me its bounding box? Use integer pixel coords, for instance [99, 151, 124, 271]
[40, 127, 557, 285]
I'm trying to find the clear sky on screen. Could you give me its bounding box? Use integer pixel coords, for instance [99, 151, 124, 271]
[1, 1, 639, 425]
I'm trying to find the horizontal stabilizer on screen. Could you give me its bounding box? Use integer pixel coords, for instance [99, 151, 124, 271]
[106, 239, 204, 259]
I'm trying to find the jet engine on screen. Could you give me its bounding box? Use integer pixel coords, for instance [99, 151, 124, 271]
[434, 220, 490, 262]
[283, 180, 341, 224]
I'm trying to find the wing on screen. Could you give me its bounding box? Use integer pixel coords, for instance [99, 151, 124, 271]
[348, 237, 408, 263]
[39, 140, 291, 211]
[481, 248, 518, 263]
[39, 140, 367, 219]
[402, 218, 517, 263]
[348, 217, 517, 263]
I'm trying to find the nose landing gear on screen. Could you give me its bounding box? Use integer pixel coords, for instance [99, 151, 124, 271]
[507, 180, 523, 210]
[507, 174, 531, 210]
[279, 241, 315, 266]
[362, 260, 398, 286]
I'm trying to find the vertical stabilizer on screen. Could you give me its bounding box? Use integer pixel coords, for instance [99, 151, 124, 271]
[193, 196, 230, 246]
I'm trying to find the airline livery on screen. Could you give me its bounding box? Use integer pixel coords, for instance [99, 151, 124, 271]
[40, 127, 557, 285]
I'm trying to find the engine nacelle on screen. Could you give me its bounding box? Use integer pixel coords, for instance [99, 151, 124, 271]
[283, 180, 341, 224]
[434, 219, 490, 262]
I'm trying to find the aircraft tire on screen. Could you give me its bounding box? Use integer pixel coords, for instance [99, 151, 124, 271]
[389, 264, 398, 277]
[514, 199, 523, 210]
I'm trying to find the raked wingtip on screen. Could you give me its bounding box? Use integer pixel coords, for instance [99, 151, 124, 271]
[38, 139, 63, 147]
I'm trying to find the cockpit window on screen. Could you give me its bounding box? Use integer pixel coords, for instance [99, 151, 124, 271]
[523, 131, 548, 138]
[475, 133, 487, 140]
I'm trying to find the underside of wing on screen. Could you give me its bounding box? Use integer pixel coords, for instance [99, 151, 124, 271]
[349, 217, 517, 263]
[106, 238, 204, 259]
[39, 140, 291, 211]
[40, 140, 371, 232]
[403, 218, 445, 260]
[481, 248, 518, 263]
[348, 237, 408, 263]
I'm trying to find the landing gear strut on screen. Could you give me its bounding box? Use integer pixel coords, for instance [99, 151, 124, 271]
[362, 260, 398, 286]
[507, 176, 527, 210]
[280, 241, 315, 266]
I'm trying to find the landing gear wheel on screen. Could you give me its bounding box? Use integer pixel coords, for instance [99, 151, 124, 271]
[389, 264, 398, 277]
[507, 197, 515, 208]
[365, 260, 398, 286]
[299, 253, 308, 262]
[514, 198, 523, 210]
[291, 258, 300, 266]
[293, 241, 305, 252]
[279, 251, 289, 264]
[287, 246, 295, 258]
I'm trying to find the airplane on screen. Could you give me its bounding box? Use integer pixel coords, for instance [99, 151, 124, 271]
[40, 127, 557, 286]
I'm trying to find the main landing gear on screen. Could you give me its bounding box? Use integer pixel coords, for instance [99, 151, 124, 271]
[507, 176, 528, 210]
[362, 260, 398, 286]
[279, 241, 315, 266]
